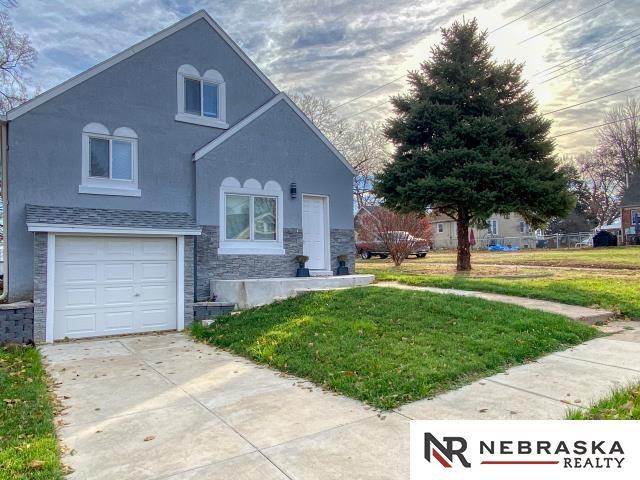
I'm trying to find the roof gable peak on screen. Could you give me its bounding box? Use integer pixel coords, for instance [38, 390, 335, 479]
[6, 10, 278, 121]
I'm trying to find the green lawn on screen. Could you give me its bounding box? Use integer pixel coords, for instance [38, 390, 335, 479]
[399, 246, 640, 269]
[567, 384, 640, 420]
[362, 270, 640, 319]
[0, 346, 63, 480]
[192, 288, 597, 409]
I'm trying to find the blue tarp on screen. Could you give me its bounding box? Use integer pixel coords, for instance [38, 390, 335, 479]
[487, 244, 520, 252]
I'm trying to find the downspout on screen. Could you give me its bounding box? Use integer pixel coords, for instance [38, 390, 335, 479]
[1, 119, 8, 302]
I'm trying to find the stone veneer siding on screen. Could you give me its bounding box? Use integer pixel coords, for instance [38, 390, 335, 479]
[33, 232, 48, 343]
[329, 228, 356, 274]
[184, 236, 195, 327]
[196, 226, 356, 300]
[0, 302, 35, 345]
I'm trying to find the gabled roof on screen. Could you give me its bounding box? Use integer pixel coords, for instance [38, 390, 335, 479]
[5, 10, 278, 121]
[193, 93, 357, 175]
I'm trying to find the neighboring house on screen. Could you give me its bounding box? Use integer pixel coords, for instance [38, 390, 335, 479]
[0, 11, 355, 343]
[621, 174, 640, 245]
[430, 213, 532, 249]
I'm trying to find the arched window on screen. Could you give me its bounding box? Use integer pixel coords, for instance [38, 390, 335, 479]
[218, 177, 284, 255]
[175, 64, 228, 129]
[79, 123, 140, 197]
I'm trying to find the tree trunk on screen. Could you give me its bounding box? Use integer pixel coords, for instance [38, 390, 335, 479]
[456, 217, 471, 271]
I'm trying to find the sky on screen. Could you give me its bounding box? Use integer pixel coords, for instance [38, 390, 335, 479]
[7, 0, 640, 156]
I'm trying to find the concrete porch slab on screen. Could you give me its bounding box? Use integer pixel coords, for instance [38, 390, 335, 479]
[211, 274, 374, 308]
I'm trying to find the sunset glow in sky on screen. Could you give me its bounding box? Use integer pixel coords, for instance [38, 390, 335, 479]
[9, 0, 640, 156]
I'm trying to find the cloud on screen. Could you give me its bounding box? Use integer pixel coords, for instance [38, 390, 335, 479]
[6, 0, 640, 156]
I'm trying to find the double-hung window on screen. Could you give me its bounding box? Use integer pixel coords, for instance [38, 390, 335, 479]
[225, 194, 277, 241]
[218, 177, 284, 255]
[80, 123, 140, 197]
[176, 65, 227, 128]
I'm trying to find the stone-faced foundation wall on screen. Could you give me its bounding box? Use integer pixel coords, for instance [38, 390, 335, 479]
[330, 228, 356, 274]
[196, 226, 304, 300]
[196, 226, 356, 300]
[0, 302, 35, 345]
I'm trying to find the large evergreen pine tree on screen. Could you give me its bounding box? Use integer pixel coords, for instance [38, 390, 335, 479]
[375, 19, 574, 270]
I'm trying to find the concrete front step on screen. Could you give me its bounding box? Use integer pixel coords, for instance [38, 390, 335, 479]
[374, 282, 615, 324]
[211, 274, 375, 309]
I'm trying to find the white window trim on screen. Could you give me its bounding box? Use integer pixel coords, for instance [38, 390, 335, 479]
[218, 177, 284, 255]
[437, 222, 444, 233]
[489, 219, 498, 236]
[176, 64, 228, 129]
[80, 123, 141, 197]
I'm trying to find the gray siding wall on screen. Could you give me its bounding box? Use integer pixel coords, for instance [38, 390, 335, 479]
[7, 19, 274, 301]
[195, 101, 354, 230]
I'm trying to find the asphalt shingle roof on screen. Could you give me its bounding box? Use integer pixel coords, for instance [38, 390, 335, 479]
[25, 204, 200, 231]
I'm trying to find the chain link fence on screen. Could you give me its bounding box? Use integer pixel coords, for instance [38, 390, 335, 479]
[475, 232, 594, 250]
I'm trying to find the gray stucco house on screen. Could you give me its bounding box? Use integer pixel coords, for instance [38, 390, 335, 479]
[0, 10, 356, 343]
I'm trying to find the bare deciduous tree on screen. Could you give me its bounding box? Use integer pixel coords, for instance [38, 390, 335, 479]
[0, 11, 37, 113]
[576, 150, 624, 227]
[359, 207, 432, 266]
[598, 97, 640, 188]
[289, 92, 389, 208]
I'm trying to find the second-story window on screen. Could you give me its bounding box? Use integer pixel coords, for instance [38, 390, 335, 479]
[79, 123, 140, 197]
[176, 64, 227, 129]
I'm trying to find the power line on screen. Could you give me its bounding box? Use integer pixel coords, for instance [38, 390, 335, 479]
[329, 74, 406, 113]
[331, 1, 560, 113]
[537, 37, 640, 84]
[489, 0, 558, 34]
[344, 84, 640, 122]
[534, 26, 640, 76]
[518, 0, 615, 44]
[551, 114, 638, 138]
[342, 100, 391, 120]
[542, 85, 640, 115]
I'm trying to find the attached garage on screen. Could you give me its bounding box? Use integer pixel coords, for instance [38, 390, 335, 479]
[53, 236, 177, 340]
[26, 204, 201, 343]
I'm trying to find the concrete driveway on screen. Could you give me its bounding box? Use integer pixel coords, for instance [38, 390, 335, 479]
[41, 323, 640, 479]
[42, 334, 406, 480]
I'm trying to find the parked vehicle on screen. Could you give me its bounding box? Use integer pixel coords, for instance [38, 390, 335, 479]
[356, 232, 429, 259]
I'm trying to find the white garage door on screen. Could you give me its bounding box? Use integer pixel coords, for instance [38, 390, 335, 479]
[54, 236, 177, 340]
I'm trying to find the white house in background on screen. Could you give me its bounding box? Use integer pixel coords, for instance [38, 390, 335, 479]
[430, 213, 532, 249]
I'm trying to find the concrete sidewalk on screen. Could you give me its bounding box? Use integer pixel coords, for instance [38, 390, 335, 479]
[374, 281, 615, 324]
[42, 322, 640, 479]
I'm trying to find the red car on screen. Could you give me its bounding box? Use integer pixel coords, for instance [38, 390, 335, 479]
[356, 231, 429, 259]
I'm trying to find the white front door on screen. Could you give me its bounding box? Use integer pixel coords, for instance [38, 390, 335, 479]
[302, 195, 328, 270]
[53, 236, 177, 340]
